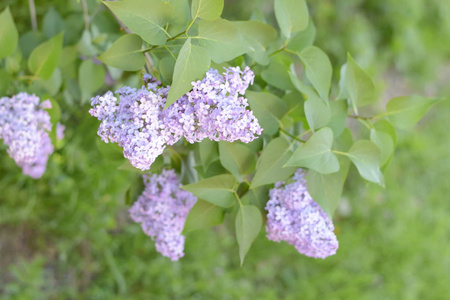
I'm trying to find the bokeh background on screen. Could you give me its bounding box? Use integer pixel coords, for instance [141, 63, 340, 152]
[1, 0, 449, 298]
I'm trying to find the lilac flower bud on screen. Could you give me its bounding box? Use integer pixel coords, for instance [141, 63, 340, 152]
[129, 169, 197, 261]
[265, 169, 339, 259]
[0, 93, 54, 178]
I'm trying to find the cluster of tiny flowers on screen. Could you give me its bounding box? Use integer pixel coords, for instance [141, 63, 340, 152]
[129, 169, 197, 261]
[173, 66, 262, 143]
[265, 169, 339, 259]
[0, 93, 54, 179]
[90, 67, 261, 170]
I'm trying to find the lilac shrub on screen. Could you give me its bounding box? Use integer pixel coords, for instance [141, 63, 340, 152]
[129, 169, 197, 261]
[265, 169, 339, 259]
[90, 67, 262, 170]
[0, 93, 54, 179]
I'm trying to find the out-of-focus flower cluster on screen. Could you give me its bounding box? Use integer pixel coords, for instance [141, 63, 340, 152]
[89, 67, 262, 170]
[129, 169, 197, 261]
[265, 169, 338, 259]
[0, 93, 54, 178]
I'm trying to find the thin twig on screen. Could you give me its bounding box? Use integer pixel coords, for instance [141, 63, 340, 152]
[28, 0, 37, 31]
[81, 0, 90, 30]
[280, 128, 306, 143]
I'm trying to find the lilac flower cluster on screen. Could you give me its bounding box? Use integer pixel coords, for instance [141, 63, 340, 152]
[90, 67, 262, 170]
[0, 93, 54, 179]
[265, 169, 338, 259]
[129, 169, 197, 261]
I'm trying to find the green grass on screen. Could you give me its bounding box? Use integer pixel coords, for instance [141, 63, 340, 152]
[1, 102, 450, 299]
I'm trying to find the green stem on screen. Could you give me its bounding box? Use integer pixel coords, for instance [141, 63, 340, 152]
[280, 128, 306, 143]
[332, 150, 349, 156]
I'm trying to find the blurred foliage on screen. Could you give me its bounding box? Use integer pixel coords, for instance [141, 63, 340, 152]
[1, 0, 450, 298]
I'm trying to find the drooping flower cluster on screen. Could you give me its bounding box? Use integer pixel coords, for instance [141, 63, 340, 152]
[90, 67, 262, 170]
[265, 169, 339, 259]
[0, 93, 54, 179]
[129, 169, 197, 261]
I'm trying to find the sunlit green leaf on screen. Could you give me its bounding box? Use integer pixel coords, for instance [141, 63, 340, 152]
[274, 0, 309, 38]
[191, 0, 224, 21]
[246, 91, 287, 135]
[103, 0, 173, 45]
[182, 174, 236, 207]
[98, 34, 145, 71]
[285, 127, 339, 174]
[79, 60, 105, 102]
[184, 200, 225, 233]
[0, 7, 19, 59]
[385, 96, 439, 130]
[235, 205, 262, 265]
[219, 142, 257, 182]
[347, 140, 384, 187]
[251, 137, 296, 188]
[28, 32, 64, 80]
[166, 37, 211, 107]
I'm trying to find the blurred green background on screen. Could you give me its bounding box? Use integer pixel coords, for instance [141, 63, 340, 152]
[1, 0, 449, 299]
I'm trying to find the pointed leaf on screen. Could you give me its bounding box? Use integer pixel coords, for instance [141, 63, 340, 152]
[79, 60, 105, 102]
[385, 96, 439, 130]
[246, 91, 288, 135]
[286, 20, 315, 52]
[184, 200, 225, 232]
[199, 139, 219, 172]
[347, 140, 384, 187]
[251, 137, 296, 188]
[298, 46, 332, 101]
[235, 205, 262, 265]
[339, 53, 377, 113]
[219, 141, 257, 182]
[285, 127, 339, 174]
[274, 0, 309, 38]
[181, 174, 236, 207]
[0, 7, 19, 59]
[197, 19, 249, 63]
[328, 99, 348, 137]
[103, 0, 173, 45]
[166, 37, 211, 107]
[191, 0, 224, 21]
[304, 94, 331, 131]
[370, 129, 394, 167]
[98, 34, 145, 71]
[28, 32, 64, 80]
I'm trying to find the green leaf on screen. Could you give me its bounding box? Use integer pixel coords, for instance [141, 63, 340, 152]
[42, 7, 65, 38]
[181, 174, 236, 207]
[285, 127, 339, 174]
[339, 54, 377, 113]
[385, 95, 439, 130]
[306, 128, 352, 216]
[246, 91, 288, 135]
[158, 56, 175, 84]
[166, 37, 211, 108]
[0, 69, 11, 95]
[233, 20, 277, 65]
[36, 68, 62, 96]
[347, 140, 384, 187]
[251, 137, 296, 188]
[262, 55, 296, 90]
[19, 31, 46, 58]
[282, 91, 305, 123]
[274, 0, 309, 38]
[98, 34, 145, 71]
[298, 46, 332, 101]
[219, 141, 257, 182]
[370, 129, 394, 167]
[191, 0, 224, 21]
[103, 0, 173, 45]
[198, 139, 219, 172]
[28, 32, 64, 80]
[0, 7, 19, 59]
[197, 19, 249, 63]
[304, 93, 331, 132]
[286, 20, 315, 52]
[184, 200, 225, 233]
[328, 100, 348, 137]
[79, 60, 105, 102]
[235, 205, 262, 265]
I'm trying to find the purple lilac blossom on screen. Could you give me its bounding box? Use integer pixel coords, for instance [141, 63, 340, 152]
[175, 66, 262, 143]
[0, 93, 54, 179]
[129, 169, 197, 261]
[265, 169, 339, 259]
[90, 67, 262, 170]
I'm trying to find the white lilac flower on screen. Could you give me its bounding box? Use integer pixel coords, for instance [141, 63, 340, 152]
[265, 169, 339, 259]
[129, 169, 197, 261]
[90, 67, 262, 170]
[0, 93, 54, 179]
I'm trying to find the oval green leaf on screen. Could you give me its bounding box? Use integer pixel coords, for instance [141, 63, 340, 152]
[235, 205, 262, 265]
[181, 174, 236, 207]
[0, 7, 19, 59]
[98, 34, 145, 71]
